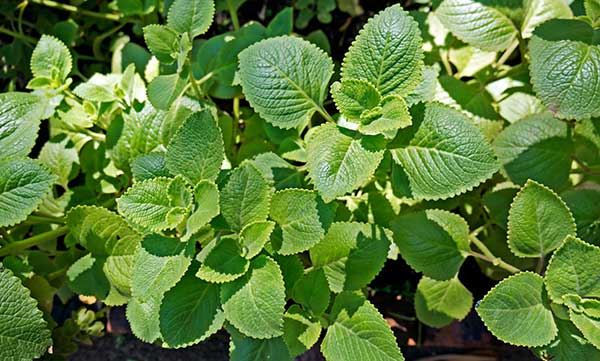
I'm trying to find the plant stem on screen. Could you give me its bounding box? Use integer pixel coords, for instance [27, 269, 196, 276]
[496, 39, 519, 67]
[227, 0, 240, 30]
[0, 226, 69, 257]
[536, 253, 545, 275]
[468, 234, 495, 259]
[29, 0, 122, 21]
[27, 215, 66, 224]
[317, 106, 335, 123]
[469, 251, 521, 274]
[0, 26, 36, 43]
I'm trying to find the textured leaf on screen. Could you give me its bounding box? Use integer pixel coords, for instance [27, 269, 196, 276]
[166, 110, 224, 184]
[358, 95, 412, 136]
[561, 189, 600, 245]
[143, 24, 179, 64]
[482, 187, 519, 230]
[117, 177, 191, 231]
[493, 113, 572, 189]
[196, 236, 250, 283]
[221, 255, 285, 339]
[0, 159, 56, 228]
[160, 267, 224, 348]
[436, 0, 518, 51]
[0, 266, 52, 360]
[391, 209, 470, 280]
[322, 292, 404, 361]
[167, 0, 215, 38]
[221, 162, 271, 231]
[569, 310, 600, 350]
[126, 294, 162, 343]
[229, 325, 292, 361]
[391, 103, 499, 200]
[0, 92, 45, 160]
[251, 152, 302, 190]
[541, 318, 600, 360]
[310, 222, 390, 292]
[147, 72, 188, 110]
[331, 79, 380, 121]
[497, 92, 546, 123]
[131, 153, 171, 181]
[31, 34, 72, 81]
[477, 272, 557, 347]
[507, 180, 576, 258]
[185, 180, 220, 239]
[38, 137, 78, 188]
[240, 220, 275, 259]
[292, 268, 330, 315]
[521, 0, 572, 38]
[341, 4, 423, 96]
[270, 189, 325, 255]
[529, 19, 600, 120]
[306, 123, 385, 202]
[545, 236, 600, 304]
[131, 234, 192, 301]
[283, 306, 321, 357]
[415, 276, 473, 327]
[237, 36, 333, 128]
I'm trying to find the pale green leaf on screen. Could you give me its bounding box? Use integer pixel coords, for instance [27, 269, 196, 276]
[292, 268, 330, 315]
[38, 137, 78, 188]
[147, 72, 188, 110]
[306, 123, 384, 202]
[415, 276, 473, 328]
[391, 209, 470, 280]
[569, 310, 600, 350]
[476, 272, 557, 347]
[0, 159, 56, 228]
[131, 153, 171, 181]
[167, 0, 215, 38]
[0, 266, 52, 360]
[436, 0, 518, 51]
[229, 325, 292, 361]
[196, 236, 250, 283]
[341, 4, 423, 96]
[221, 162, 271, 232]
[0, 92, 45, 160]
[331, 79, 380, 121]
[221, 255, 285, 339]
[391, 102, 499, 200]
[497, 92, 546, 123]
[143, 24, 179, 64]
[31, 34, 72, 81]
[283, 306, 321, 357]
[541, 318, 600, 360]
[237, 36, 333, 129]
[521, 0, 572, 38]
[185, 180, 220, 240]
[240, 220, 275, 259]
[358, 95, 411, 136]
[166, 110, 224, 184]
[126, 294, 162, 343]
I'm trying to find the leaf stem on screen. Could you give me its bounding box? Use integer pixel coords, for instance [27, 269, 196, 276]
[536, 253, 545, 275]
[469, 235, 521, 274]
[495, 39, 519, 67]
[0, 26, 36, 43]
[29, 0, 122, 21]
[27, 215, 66, 224]
[227, 0, 240, 30]
[0, 226, 69, 257]
[317, 106, 335, 123]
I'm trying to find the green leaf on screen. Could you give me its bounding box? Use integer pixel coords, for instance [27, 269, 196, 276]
[436, 0, 518, 52]
[341, 4, 423, 96]
[306, 123, 385, 202]
[160, 266, 224, 348]
[391, 103, 499, 200]
[143, 24, 179, 64]
[561, 189, 600, 245]
[229, 325, 292, 361]
[250, 152, 302, 190]
[358, 95, 412, 136]
[221, 255, 285, 338]
[482, 187, 519, 230]
[0, 92, 45, 160]
[131, 153, 171, 181]
[221, 162, 271, 232]
[166, 110, 224, 184]
[167, 0, 215, 38]
[0, 266, 52, 360]
[493, 113, 572, 189]
[196, 236, 250, 283]
[586, 0, 600, 21]
[38, 137, 78, 188]
[126, 294, 162, 343]
[391, 209, 470, 280]
[415, 276, 473, 328]
[331, 79, 381, 122]
[507, 180, 576, 258]
[238, 36, 333, 129]
[131, 234, 192, 300]
[0, 159, 56, 228]
[529, 19, 600, 120]
[67, 254, 111, 300]
[117, 177, 192, 231]
[497, 92, 546, 123]
[545, 236, 600, 304]
[267, 7, 293, 37]
[310, 222, 391, 292]
[292, 268, 330, 315]
[569, 310, 600, 350]
[270, 189, 325, 255]
[521, 0, 572, 38]
[476, 272, 557, 347]
[31, 34, 72, 81]
[240, 220, 275, 259]
[185, 180, 220, 239]
[283, 306, 321, 357]
[541, 318, 600, 360]
[147, 72, 188, 110]
[322, 292, 404, 361]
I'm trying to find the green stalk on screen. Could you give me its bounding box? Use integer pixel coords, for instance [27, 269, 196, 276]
[29, 0, 122, 21]
[227, 0, 240, 30]
[0, 226, 69, 257]
[469, 234, 521, 274]
[0, 26, 36, 43]
[27, 215, 66, 224]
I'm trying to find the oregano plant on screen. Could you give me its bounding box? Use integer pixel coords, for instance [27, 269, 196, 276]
[1, 0, 599, 360]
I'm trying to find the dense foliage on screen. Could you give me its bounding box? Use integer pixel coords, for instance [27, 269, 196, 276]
[0, 0, 599, 360]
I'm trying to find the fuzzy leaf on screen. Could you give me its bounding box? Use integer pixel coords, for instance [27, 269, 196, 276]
[229, 326, 292, 361]
[240, 220, 275, 259]
[358, 95, 411, 136]
[166, 110, 224, 184]
[391, 209, 470, 280]
[283, 306, 321, 357]
[569, 310, 600, 350]
[147, 72, 188, 110]
[331, 79, 380, 121]
[221, 255, 285, 339]
[292, 269, 330, 315]
[341, 4, 423, 96]
[415, 276, 473, 328]
[237, 36, 333, 129]
[167, 0, 215, 38]
[0, 266, 52, 360]
[31, 35, 72, 81]
[306, 123, 385, 202]
[0, 159, 56, 228]
[542, 318, 600, 360]
[196, 236, 250, 283]
[185, 180, 220, 239]
[521, 0, 572, 38]
[476, 272, 557, 347]
[143, 24, 179, 63]
[131, 153, 171, 181]
[391, 103, 499, 200]
[0, 92, 45, 160]
[38, 138, 78, 188]
[127, 294, 162, 343]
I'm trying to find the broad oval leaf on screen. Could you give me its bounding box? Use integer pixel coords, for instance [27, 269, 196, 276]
[196, 236, 250, 283]
[476, 272, 557, 347]
[341, 4, 423, 96]
[507, 180, 576, 258]
[240, 220, 275, 259]
[229, 325, 292, 361]
[415, 276, 473, 328]
[147, 72, 188, 110]
[391, 102, 499, 200]
[167, 0, 215, 38]
[0, 92, 45, 160]
[31, 34, 72, 81]
[0, 159, 56, 228]
[521, 0, 572, 38]
[331, 79, 381, 121]
[126, 294, 162, 343]
[185, 180, 220, 240]
[569, 309, 600, 350]
[143, 24, 179, 64]
[238, 36, 334, 129]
